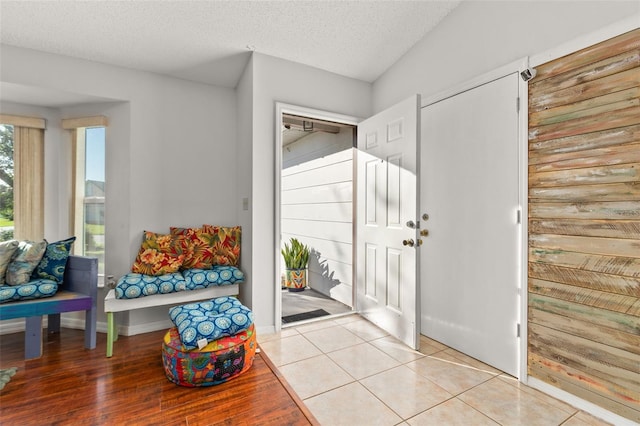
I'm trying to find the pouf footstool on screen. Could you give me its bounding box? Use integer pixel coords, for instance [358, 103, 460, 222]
[163, 296, 256, 387]
[162, 323, 256, 387]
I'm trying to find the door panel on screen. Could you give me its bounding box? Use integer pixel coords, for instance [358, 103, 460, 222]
[421, 74, 520, 376]
[356, 95, 420, 349]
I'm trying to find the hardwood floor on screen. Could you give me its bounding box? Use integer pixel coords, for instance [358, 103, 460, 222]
[0, 327, 318, 425]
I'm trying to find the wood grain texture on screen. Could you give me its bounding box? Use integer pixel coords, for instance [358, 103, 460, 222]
[529, 247, 640, 277]
[530, 124, 640, 158]
[0, 328, 318, 426]
[533, 28, 640, 81]
[528, 29, 640, 423]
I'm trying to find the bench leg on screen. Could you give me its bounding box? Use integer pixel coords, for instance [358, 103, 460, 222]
[106, 312, 115, 357]
[85, 307, 97, 350]
[48, 313, 61, 334]
[25, 316, 43, 359]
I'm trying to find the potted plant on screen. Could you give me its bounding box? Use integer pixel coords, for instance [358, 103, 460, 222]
[281, 238, 309, 292]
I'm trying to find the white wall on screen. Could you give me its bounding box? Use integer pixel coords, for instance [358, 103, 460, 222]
[1, 45, 238, 332]
[373, 0, 640, 112]
[281, 148, 354, 306]
[249, 53, 371, 332]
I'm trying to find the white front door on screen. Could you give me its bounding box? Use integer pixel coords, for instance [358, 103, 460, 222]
[421, 73, 520, 376]
[356, 95, 421, 349]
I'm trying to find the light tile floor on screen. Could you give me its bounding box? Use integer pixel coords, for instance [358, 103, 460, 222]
[258, 314, 611, 426]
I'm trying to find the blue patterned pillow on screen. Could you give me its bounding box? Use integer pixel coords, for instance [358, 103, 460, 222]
[183, 266, 245, 290]
[0, 279, 58, 303]
[31, 237, 76, 284]
[115, 272, 187, 299]
[168, 296, 253, 350]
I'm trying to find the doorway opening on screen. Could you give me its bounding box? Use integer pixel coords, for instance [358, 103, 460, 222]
[277, 107, 358, 326]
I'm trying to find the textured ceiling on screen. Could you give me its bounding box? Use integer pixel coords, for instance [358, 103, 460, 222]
[0, 0, 461, 89]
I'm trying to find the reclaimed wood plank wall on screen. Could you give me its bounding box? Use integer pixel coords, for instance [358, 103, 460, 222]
[528, 28, 640, 423]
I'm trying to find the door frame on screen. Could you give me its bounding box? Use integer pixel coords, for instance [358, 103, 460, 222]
[274, 102, 360, 331]
[421, 57, 530, 381]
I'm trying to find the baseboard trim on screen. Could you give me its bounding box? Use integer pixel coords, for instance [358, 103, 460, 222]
[527, 376, 636, 426]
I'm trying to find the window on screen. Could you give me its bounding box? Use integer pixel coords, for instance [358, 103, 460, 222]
[0, 124, 14, 242]
[63, 115, 108, 284]
[73, 126, 106, 278]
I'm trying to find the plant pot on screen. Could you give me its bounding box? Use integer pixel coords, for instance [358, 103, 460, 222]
[284, 268, 307, 292]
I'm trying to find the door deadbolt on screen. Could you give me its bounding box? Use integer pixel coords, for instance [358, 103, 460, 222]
[420, 229, 429, 237]
[422, 213, 429, 221]
[406, 220, 416, 229]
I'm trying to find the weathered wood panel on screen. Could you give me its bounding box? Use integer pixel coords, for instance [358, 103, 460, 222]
[529, 277, 637, 313]
[529, 307, 640, 355]
[530, 293, 640, 336]
[529, 218, 640, 239]
[534, 28, 640, 81]
[530, 67, 640, 113]
[529, 247, 640, 277]
[529, 142, 640, 173]
[528, 325, 640, 406]
[529, 162, 639, 187]
[532, 49, 640, 95]
[529, 201, 640, 220]
[529, 105, 640, 144]
[529, 264, 640, 297]
[528, 29, 640, 422]
[528, 354, 640, 423]
[530, 233, 640, 258]
[529, 124, 640, 158]
[529, 182, 640, 202]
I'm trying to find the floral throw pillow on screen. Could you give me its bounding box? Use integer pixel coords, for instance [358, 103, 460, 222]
[6, 240, 47, 286]
[131, 231, 186, 276]
[202, 225, 241, 266]
[170, 227, 215, 270]
[31, 236, 76, 284]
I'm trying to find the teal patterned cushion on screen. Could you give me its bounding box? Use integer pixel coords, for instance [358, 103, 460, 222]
[0, 240, 19, 285]
[0, 279, 58, 303]
[168, 296, 253, 350]
[183, 266, 245, 290]
[5, 240, 47, 286]
[115, 272, 187, 299]
[31, 237, 76, 284]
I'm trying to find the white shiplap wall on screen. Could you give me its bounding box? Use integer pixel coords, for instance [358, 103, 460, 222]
[281, 129, 354, 307]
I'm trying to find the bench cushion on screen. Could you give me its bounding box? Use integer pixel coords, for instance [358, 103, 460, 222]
[115, 272, 187, 299]
[0, 279, 58, 304]
[183, 266, 245, 290]
[168, 296, 253, 350]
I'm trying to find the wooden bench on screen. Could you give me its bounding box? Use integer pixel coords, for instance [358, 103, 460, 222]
[0, 255, 98, 359]
[104, 283, 239, 357]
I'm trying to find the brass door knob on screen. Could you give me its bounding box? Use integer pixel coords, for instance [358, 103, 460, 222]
[420, 229, 429, 237]
[402, 239, 415, 247]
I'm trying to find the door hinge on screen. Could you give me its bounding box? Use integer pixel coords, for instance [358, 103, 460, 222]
[517, 323, 521, 337]
[516, 209, 522, 224]
[516, 97, 520, 112]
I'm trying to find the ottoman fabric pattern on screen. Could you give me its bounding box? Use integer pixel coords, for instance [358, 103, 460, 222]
[162, 323, 256, 387]
[168, 296, 253, 350]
